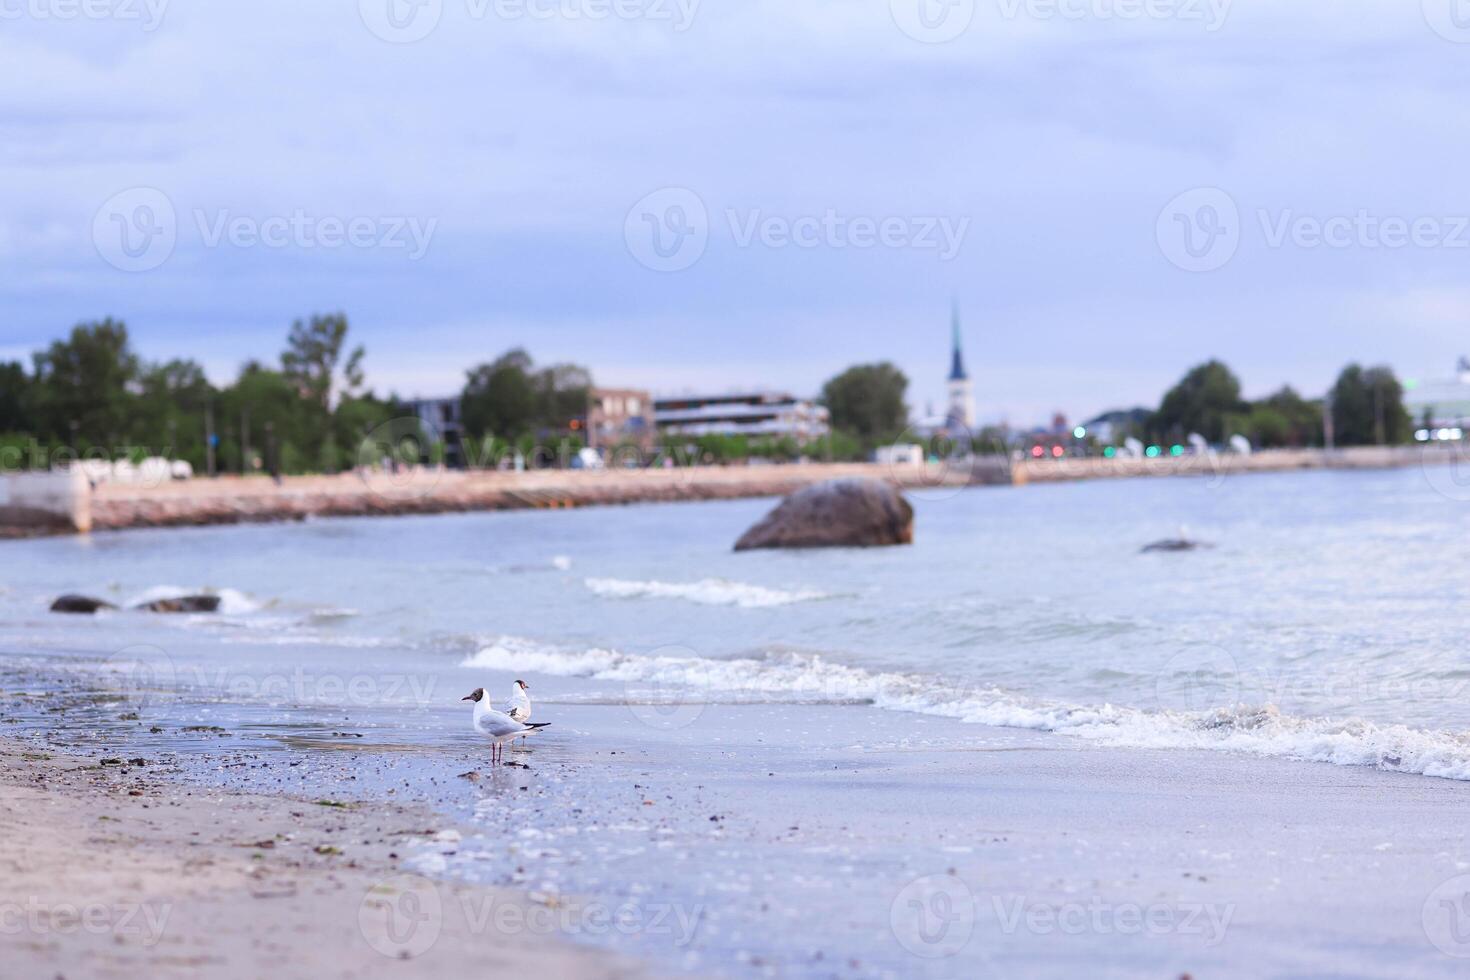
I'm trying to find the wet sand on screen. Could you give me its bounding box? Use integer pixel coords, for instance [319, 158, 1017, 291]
[0, 736, 653, 979]
[6, 610, 1470, 978]
[11, 690, 1469, 978]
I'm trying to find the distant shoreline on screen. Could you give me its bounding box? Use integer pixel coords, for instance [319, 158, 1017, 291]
[0, 445, 1459, 537]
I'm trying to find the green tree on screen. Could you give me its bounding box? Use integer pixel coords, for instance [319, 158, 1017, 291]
[1255, 386, 1322, 448]
[281, 312, 363, 411]
[30, 319, 139, 445]
[218, 362, 315, 474]
[134, 358, 215, 465]
[462, 349, 537, 440]
[461, 350, 593, 443]
[534, 362, 591, 431]
[1330, 364, 1411, 446]
[821, 362, 909, 443]
[1240, 404, 1289, 448]
[0, 360, 33, 434]
[1150, 359, 1244, 444]
[332, 392, 399, 470]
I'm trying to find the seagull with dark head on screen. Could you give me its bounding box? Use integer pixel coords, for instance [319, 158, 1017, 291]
[462, 686, 549, 765]
[505, 679, 532, 722]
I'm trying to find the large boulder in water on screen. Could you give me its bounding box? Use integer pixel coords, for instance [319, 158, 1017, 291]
[134, 594, 222, 614]
[734, 478, 914, 551]
[50, 595, 118, 614]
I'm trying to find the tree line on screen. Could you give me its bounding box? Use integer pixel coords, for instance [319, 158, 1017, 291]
[0, 317, 1425, 475]
[1141, 359, 1413, 448]
[0, 318, 596, 475]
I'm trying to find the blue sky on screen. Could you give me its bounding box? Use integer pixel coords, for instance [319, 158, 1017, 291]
[3, 0, 1469, 425]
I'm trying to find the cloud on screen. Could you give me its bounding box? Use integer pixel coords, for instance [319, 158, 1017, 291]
[0, 0, 1466, 421]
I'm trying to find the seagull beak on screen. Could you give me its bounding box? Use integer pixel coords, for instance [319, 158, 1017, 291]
[461, 694, 474, 701]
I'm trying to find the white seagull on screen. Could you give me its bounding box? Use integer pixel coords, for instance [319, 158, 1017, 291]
[463, 687, 549, 765]
[505, 679, 532, 722]
[504, 679, 538, 750]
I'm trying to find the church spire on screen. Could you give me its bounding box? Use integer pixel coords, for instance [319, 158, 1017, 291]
[948, 300, 968, 382]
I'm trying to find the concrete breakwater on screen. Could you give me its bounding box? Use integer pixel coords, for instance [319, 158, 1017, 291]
[0, 446, 1462, 536]
[1016, 444, 1464, 484]
[79, 459, 1010, 533]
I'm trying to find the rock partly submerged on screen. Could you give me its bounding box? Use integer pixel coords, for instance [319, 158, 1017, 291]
[734, 478, 914, 552]
[49, 595, 119, 614]
[49, 593, 222, 614]
[1140, 534, 1214, 554]
[134, 595, 223, 614]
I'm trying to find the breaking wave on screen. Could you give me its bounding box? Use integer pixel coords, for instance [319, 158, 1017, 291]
[462, 637, 1470, 782]
[584, 577, 834, 608]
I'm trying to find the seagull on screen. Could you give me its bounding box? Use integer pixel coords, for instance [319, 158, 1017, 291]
[463, 687, 549, 765]
[505, 679, 532, 722]
[503, 680, 538, 751]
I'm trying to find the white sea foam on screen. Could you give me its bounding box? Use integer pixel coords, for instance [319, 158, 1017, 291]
[461, 637, 1470, 782]
[584, 577, 832, 608]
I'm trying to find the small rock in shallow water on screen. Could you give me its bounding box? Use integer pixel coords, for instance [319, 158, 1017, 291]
[49, 595, 117, 614]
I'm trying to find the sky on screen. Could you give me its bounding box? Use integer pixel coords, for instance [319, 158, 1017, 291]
[3, 0, 1470, 426]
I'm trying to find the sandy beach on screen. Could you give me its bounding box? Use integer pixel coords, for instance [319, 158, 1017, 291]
[6, 697, 1470, 979]
[0, 737, 650, 980]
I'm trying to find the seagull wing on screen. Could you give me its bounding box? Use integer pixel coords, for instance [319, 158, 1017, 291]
[475, 708, 529, 738]
[503, 690, 532, 722]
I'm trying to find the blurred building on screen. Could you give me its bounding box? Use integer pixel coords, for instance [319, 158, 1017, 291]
[1405, 358, 1470, 433]
[403, 396, 466, 468]
[587, 387, 655, 452]
[654, 391, 830, 442]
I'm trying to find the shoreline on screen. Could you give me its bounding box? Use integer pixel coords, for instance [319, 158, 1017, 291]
[9, 688, 1470, 978]
[0, 444, 1460, 537]
[0, 736, 655, 979]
